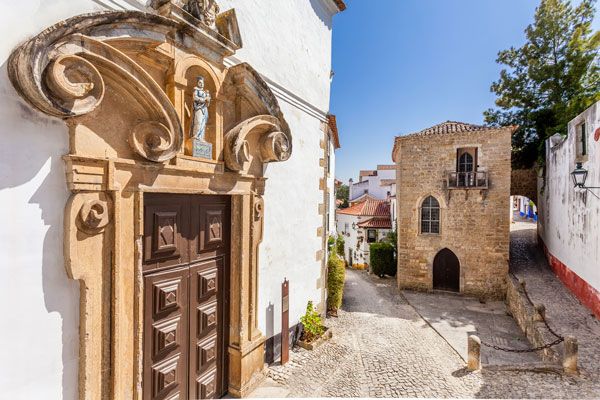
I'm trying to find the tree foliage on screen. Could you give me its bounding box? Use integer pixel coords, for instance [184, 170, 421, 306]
[336, 184, 349, 208]
[484, 0, 599, 168]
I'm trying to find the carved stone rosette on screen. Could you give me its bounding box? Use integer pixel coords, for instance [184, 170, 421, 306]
[9, 6, 292, 400]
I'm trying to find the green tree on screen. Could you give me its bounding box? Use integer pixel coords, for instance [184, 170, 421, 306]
[336, 184, 349, 208]
[484, 0, 599, 168]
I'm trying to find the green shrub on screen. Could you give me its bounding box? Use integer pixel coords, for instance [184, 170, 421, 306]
[327, 253, 346, 312]
[299, 301, 325, 342]
[336, 235, 345, 256]
[327, 235, 335, 252]
[370, 242, 396, 278]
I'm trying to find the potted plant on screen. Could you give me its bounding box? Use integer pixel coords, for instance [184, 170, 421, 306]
[297, 301, 332, 350]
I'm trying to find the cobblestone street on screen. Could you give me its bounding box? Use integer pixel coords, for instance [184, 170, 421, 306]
[250, 222, 600, 398]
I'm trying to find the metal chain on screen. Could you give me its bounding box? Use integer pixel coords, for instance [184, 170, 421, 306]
[480, 337, 563, 353]
[480, 273, 564, 353]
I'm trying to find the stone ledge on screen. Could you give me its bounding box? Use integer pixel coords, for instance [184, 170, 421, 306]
[506, 275, 561, 364]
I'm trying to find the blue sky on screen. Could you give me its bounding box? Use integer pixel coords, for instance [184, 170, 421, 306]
[330, 0, 599, 183]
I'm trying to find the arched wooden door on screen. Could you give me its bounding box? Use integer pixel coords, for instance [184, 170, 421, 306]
[433, 248, 460, 292]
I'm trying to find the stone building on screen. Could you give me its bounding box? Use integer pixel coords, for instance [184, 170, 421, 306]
[392, 121, 514, 299]
[538, 101, 600, 319]
[0, 0, 345, 398]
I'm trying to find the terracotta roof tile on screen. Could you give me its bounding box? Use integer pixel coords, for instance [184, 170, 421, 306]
[401, 121, 494, 138]
[334, 0, 347, 11]
[338, 198, 390, 217]
[357, 217, 392, 229]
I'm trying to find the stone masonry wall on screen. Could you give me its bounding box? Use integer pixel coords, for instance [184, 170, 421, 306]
[396, 128, 511, 299]
[511, 167, 538, 204]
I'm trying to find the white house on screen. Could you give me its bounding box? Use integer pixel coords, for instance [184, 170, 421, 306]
[348, 164, 396, 201]
[0, 0, 345, 398]
[538, 101, 600, 319]
[336, 195, 392, 267]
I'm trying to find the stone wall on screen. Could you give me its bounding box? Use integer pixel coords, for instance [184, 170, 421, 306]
[506, 275, 560, 363]
[395, 128, 511, 299]
[511, 167, 538, 204]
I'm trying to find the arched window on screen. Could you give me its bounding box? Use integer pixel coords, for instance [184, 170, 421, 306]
[420, 196, 440, 234]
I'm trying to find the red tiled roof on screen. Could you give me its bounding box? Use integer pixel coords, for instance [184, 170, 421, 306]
[392, 122, 518, 162]
[334, 0, 347, 11]
[337, 197, 390, 217]
[327, 114, 341, 149]
[357, 217, 392, 229]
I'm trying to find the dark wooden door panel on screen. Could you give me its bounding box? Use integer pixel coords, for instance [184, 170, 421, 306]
[144, 194, 230, 400]
[144, 195, 191, 272]
[188, 257, 228, 399]
[191, 196, 230, 263]
[143, 267, 189, 400]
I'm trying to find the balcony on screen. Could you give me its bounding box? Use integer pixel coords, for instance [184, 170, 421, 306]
[446, 171, 488, 189]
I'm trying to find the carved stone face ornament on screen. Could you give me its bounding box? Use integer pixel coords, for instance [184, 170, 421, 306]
[184, 0, 220, 28]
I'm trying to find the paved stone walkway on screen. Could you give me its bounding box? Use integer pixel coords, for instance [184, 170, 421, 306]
[402, 290, 539, 365]
[250, 223, 600, 398]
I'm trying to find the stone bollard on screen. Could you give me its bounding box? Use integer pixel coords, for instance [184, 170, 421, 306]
[563, 336, 578, 375]
[534, 304, 546, 322]
[519, 278, 526, 290]
[467, 335, 481, 371]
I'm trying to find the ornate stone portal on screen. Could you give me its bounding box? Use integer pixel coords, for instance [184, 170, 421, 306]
[9, 4, 291, 399]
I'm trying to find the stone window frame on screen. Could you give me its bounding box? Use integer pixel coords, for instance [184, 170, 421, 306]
[419, 195, 441, 235]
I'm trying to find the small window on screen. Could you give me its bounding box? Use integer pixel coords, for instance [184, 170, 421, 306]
[367, 229, 377, 243]
[577, 122, 587, 158]
[420, 196, 440, 234]
[344, 222, 349, 233]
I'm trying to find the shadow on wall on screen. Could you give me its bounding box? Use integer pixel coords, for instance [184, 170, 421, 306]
[309, 0, 334, 28]
[0, 60, 79, 399]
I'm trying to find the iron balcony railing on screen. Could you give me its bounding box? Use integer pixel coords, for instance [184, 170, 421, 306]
[446, 171, 488, 189]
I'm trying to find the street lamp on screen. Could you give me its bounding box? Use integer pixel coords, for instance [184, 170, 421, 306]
[571, 162, 600, 199]
[571, 162, 588, 188]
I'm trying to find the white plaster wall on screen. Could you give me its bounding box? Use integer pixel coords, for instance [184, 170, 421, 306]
[0, 1, 129, 398]
[336, 213, 358, 263]
[216, 0, 338, 337]
[219, 0, 334, 112]
[327, 142, 337, 237]
[349, 167, 396, 201]
[538, 101, 600, 292]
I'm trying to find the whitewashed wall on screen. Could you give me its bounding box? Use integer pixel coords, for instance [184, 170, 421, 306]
[218, 0, 338, 342]
[538, 101, 600, 292]
[0, 0, 339, 397]
[349, 167, 395, 201]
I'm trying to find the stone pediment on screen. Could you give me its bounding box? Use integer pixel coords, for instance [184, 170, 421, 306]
[9, 8, 288, 176]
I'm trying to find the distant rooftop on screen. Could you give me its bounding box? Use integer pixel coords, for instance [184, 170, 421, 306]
[399, 121, 495, 139]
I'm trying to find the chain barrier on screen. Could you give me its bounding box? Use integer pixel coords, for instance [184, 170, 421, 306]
[480, 273, 564, 353]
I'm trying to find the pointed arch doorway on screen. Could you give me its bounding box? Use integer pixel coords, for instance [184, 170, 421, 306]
[433, 248, 460, 292]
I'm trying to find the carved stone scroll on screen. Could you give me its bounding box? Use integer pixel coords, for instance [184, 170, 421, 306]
[224, 115, 290, 174]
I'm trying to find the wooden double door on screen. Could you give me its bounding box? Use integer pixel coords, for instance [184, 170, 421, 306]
[432, 248, 460, 292]
[143, 194, 230, 400]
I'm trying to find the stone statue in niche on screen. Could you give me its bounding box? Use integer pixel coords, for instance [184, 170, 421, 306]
[189, 76, 213, 158]
[184, 0, 220, 28]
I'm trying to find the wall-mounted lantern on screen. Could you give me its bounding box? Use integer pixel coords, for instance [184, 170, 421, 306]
[571, 162, 600, 198]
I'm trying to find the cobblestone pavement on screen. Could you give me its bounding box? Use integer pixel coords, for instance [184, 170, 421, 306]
[252, 224, 600, 398]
